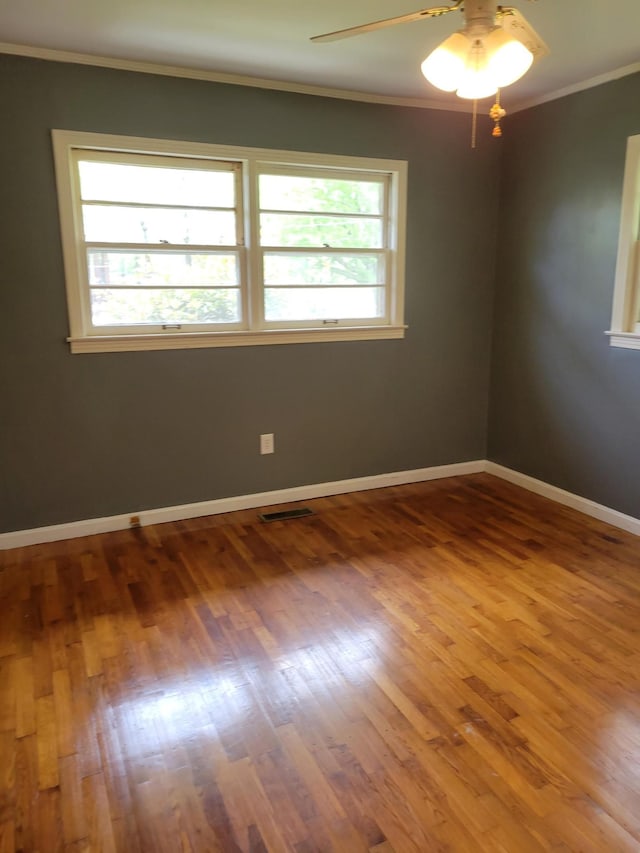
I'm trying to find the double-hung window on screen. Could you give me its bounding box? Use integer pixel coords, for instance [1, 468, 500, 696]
[608, 133, 640, 349]
[257, 166, 390, 328]
[75, 151, 244, 333]
[53, 131, 407, 352]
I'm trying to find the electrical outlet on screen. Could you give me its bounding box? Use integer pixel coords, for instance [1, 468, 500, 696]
[260, 433, 274, 455]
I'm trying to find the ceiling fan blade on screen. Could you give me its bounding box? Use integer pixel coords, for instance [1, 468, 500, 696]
[310, 3, 462, 43]
[498, 7, 550, 59]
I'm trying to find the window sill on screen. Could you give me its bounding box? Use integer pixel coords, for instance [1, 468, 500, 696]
[606, 331, 640, 350]
[67, 325, 407, 353]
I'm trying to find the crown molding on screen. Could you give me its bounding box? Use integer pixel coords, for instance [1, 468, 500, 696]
[0, 41, 469, 113]
[510, 62, 640, 113]
[1, 41, 638, 122]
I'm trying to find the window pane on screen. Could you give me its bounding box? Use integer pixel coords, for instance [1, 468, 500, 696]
[87, 250, 238, 287]
[260, 213, 382, 248]
[263, 252, 384, 286]
[90, 288, 241, 326]
[78, 161, 235, 207]
[83, 205, 236, 245]
[259, 174, 383, 215]
[264, 287, 385, 321]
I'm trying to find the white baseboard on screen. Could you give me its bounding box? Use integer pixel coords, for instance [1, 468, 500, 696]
[2, 460, 638, 551]
[486, 462, 640, 537]
[0, 460, 485, 550]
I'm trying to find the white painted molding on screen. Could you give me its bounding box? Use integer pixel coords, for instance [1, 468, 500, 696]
[510, 62, 640, 113]
[606, 331, 640, 350]
[608, 135, 640, 342]
[485, 462, 640, 537]
[0, 460, 484, 550]
[3, 459, 639, 550]
[67, 326, 407, 353]
[0, 41, 467, 113]
[2, 41, 637, 116]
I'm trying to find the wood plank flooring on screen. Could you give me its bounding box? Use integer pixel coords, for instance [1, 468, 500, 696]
[1, 473, 640, 852]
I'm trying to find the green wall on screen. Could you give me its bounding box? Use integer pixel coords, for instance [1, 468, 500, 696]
[0, 54, 500, 532]
[488, 72, 640, 518]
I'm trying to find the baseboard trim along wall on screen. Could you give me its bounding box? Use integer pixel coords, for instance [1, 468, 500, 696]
[485, 462, 640, 538]
[2, 459, 639, 550]
[0, 460, 484, 550]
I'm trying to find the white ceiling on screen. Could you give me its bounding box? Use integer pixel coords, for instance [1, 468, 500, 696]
[0, 0, 639, 110]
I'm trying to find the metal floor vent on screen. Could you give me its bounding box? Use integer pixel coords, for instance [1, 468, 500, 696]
[258, 507, 315, 523]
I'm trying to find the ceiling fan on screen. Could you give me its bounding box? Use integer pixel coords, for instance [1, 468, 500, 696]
[311, 0, 549, 104]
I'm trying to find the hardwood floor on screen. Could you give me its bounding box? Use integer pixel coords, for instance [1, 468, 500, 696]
[1, 473, 640, 852]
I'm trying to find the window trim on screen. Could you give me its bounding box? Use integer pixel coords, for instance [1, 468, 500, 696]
[256, 164, 391, 331]
[74, 150, 246, 336]
[607, 133, 640, 350]
[52, 130, 407, 352]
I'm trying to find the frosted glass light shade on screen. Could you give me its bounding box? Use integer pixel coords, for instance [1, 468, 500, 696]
[421, 23, 535, 100]
[484, 27, 533, 87]
[455, 39, 497, 100]
[420, 32, 470, 92]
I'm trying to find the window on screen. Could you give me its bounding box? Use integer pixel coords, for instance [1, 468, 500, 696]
[608, 133, 640, 350]
[52, 131, 407, 352]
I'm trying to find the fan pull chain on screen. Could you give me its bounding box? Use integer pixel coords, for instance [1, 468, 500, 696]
[471, 98, 478, 149]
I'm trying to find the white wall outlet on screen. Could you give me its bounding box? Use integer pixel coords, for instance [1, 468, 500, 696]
[260, 433, 275, 455]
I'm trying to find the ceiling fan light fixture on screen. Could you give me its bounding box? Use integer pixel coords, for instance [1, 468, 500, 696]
[420, 13, 537, 100]
[420, 31, 470, 92]
[484, 26, 534, 87]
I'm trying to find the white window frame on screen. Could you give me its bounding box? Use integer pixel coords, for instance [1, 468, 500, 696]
[607, 133, 640, 350]
[52, 130, 407, 353]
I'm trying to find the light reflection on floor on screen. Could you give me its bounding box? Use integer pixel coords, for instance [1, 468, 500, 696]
[112, 625, 383, 757]
[598, 710, 640, 783]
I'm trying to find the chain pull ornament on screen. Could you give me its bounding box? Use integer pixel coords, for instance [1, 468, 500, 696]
[489, 90, 506, 138]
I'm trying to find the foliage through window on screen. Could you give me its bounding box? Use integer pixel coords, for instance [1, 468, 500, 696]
[53, 132, 407, 352]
